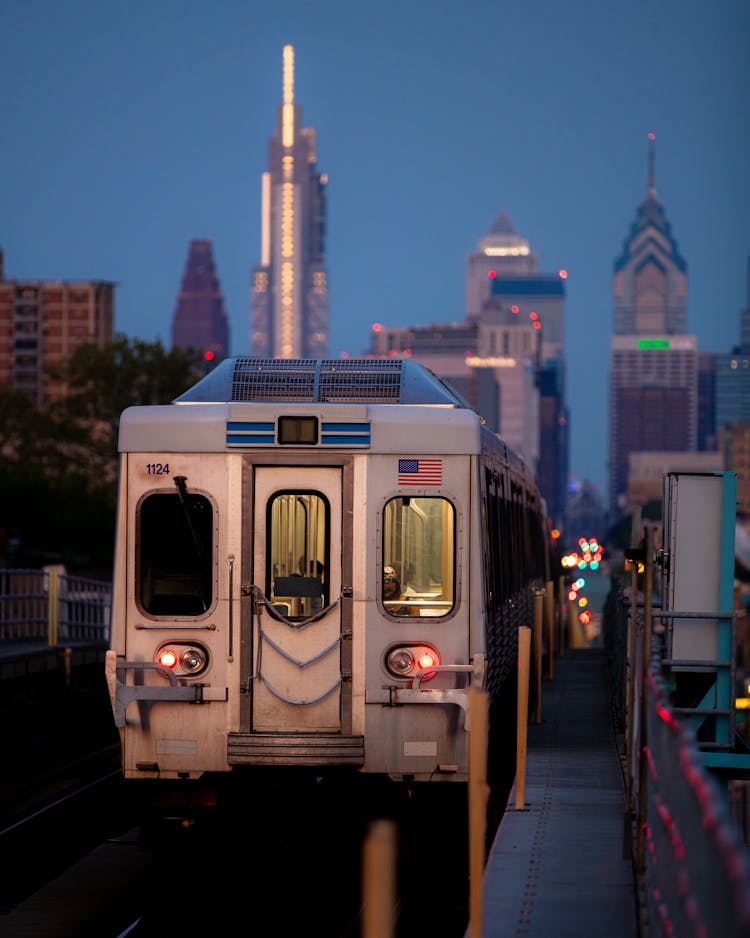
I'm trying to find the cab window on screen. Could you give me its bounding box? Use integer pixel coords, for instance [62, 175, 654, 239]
[138, 492, 214, 616]
[382, 496, 455, 617]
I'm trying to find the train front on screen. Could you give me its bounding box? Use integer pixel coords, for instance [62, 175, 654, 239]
[105, 358, 487, 804]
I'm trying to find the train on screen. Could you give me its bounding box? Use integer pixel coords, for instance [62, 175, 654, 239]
[105, 357, 551, 816]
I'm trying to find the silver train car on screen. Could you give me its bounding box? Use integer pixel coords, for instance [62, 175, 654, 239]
[105, 357, 550, 807]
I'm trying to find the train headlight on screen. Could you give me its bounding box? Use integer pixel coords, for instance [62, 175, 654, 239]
[180, 648, 206, 672]
[155, 643, 208, 677]
[386, 644, 440, 682]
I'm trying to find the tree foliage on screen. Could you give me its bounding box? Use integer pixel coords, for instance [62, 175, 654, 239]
[0, 335, 203, 573]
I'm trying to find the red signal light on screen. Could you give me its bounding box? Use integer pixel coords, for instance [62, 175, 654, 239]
[511, 305, 520, 314]
[488, 270, 497, 278]
[417, 651, 437, 670]
[158, 649, 178, 668]
[204, 350, 215, 362]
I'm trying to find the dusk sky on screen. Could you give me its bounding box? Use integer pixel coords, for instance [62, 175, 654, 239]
[1, 1, 748, 496]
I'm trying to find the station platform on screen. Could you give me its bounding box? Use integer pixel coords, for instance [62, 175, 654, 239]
[476, 645, 640, 937]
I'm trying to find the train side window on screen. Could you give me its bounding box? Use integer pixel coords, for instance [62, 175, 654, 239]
[381, 496, 455, 618]
[266, 491, 329, 619]
[138, 492, 214, 616]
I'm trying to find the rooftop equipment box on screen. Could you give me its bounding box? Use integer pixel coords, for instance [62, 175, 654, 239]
[661, 471, 736, 663]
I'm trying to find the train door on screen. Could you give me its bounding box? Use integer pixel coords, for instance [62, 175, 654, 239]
[251, 467, 343, 732]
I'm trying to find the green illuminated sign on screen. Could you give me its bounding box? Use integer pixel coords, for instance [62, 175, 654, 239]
[637, 339, 670, 349]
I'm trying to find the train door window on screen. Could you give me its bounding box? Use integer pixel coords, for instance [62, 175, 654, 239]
[382, 496, 455, 618]
[138, 492, 214, 616]
[266, 492, 329, 619]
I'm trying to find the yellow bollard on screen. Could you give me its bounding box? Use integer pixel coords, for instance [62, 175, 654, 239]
[468, 686, 489, 938]
[47, 569, 59, 647]
[545, 580, 554, 680]
[515, 626, 532, 811]
[568, 598, 587, 649]
[533, 591, 543, 724]
[362, 819, 397, 938]
[558, 575, 566, 656]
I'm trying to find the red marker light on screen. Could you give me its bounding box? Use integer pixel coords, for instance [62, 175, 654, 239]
[417, 652, 437, 670]
[488, 270, 497, 278]
[372, 322, 383, 332]
[159, 650, 178, 668]
[559, 269, 568, 279]
[511, 305, 519, 314]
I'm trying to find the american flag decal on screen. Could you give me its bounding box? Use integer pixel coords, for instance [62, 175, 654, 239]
[398, 458, 442, 486]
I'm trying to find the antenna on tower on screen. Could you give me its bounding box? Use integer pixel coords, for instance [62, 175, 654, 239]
[647, 132, 657, 199]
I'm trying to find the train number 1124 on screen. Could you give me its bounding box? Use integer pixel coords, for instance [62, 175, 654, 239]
[146, 463, 170, 475]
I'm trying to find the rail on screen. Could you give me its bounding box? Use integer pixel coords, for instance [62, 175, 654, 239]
[0, 567, 111, 646]
[603, 574, 750, 937]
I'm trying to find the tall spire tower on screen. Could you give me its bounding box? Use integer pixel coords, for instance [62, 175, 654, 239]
[171, 239, 229, 362]
[608, 134, 696, 517]
[250, 45, 329, 358]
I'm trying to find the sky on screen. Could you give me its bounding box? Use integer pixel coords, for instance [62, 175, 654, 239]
[1, 1, 749, 496]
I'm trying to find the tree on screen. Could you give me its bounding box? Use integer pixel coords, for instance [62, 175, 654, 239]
[1, 336, 203, 573]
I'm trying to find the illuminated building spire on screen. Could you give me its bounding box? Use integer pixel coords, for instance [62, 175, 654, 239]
[250, 45, 329, 359]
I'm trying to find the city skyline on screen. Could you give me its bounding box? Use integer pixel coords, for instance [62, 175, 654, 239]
[1, 1, 748, 495]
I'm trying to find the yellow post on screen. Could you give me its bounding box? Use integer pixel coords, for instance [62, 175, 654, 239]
[515, 626, 532, 811]
[362, 819, 397, 938]
[568, 598, 587, 649]
[635, 526, 654, 877]
[533, 591, 543, 724]
[558, 575, 566, 656]
[47, 569, 59, 647]
[468, 686, 489, 938]
[545, 579, 554, 681]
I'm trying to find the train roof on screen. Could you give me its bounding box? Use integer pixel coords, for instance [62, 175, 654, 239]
[174, 357, 475, 408]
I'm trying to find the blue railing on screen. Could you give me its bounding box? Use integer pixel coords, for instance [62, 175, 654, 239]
[0, 567, 111, 645]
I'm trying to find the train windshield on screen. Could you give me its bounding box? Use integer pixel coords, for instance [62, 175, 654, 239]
[382, 496, 455, 618]
[137, 492, 214, 616]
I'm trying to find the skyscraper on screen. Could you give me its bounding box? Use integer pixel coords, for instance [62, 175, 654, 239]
[715, 256, 750, 431]
[250, 45, 329, 358]
[369, 212, 569, 531]
[170, 239, 229, 362]
[608, 135, 697, 517]
[468, 212, 568, 528]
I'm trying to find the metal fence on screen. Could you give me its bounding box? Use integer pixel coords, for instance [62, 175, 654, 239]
[0, 567, 111, 645]
[604, 573, 750, 938]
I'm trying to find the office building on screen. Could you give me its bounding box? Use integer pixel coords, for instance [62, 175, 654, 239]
[0, 248, 114, 404]
[715, 257, 750, 433]
[608, 136, 696, 517]
[478, 214, 568, 527]
[250, 44, 329, 358]
[171, 239, 229, 362]
[369, 212, 569, 527]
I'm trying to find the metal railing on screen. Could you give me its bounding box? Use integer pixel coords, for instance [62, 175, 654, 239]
[0, 567, 111, 646]
[604, 570, 750, 937]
